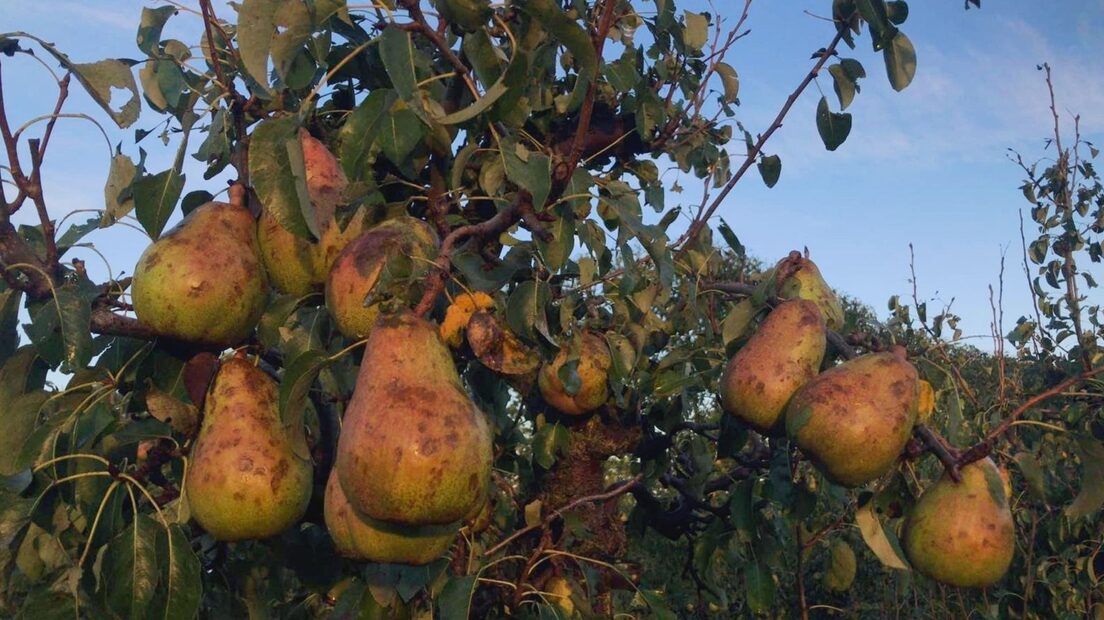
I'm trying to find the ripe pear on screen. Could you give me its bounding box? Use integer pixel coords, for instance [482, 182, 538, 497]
[537, 333, 611, 415]
[257, 208, 371, 296]
[903, 458, 1015, 587]
[772, 251, 845, 330]
[325, 217, 438, 339]
[719, 300, 826, 434]
[335, 312, 492, 525]
[132, 201, 267, 346]
[186, 357, 312, 540]
[324, 470, 455, 565]
[785, 347, 919, 486]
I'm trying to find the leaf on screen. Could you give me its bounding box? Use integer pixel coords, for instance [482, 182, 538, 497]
[715, 62, 739, 104]
[379, 25, 417, 100]
[722, 299, 756, 345]
[236, 0, 278, 90]
[378, 103, 425, 167]
[438, 79, 509, 125]
[745, 558, 775, 614]
[1014, 451, 1047, 502]
[518, 0, 596, 112]
[502, 139, 552, 212]
[828, 63, 858, 110]
[24, 278, 95, 372]
[816, 96, 852, 151]
[250, 116, 316, 240]
[102, 152, 138, 225]
[337, 89, 398, 181]
[0, 286, 20, 364]
[136, 6, 176, 56]
[437, 575, 477, 620]
[886, 1, 909, 24]
[279, 350, 331, 432]
[0, 392, 48, 476]
[757, 154, 781, 188]
[822, 540, 857, 591]
[132, 167, 185, 239]
[101, 515, 160, 619]
[855, 502, 909, 570]
[532, 422, 570, 469]
[682, 11, 709, 52]
[505, 280, 551, 345]
[154, 524, 202, 620]
[1066, 437, 1104, 520]
[883, 31, 917, 91]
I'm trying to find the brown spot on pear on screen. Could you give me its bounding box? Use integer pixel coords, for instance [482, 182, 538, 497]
[719, 299, 826, 434]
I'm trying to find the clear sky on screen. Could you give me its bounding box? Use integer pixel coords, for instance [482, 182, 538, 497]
[2, 1, 1102, 351]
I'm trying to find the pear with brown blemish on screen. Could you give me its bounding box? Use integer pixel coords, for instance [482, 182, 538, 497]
[186, 357, 312, 540]
[719, 299, 827, 434]
[537, 332, 612, 416]
[335, 312, 492, 526]
[771, 251, 845, 331]
[324, 470, 456, 565]
[903, 458, 1015, 587]
[132, 201, 267, 346]
[785, 346, 919, 487]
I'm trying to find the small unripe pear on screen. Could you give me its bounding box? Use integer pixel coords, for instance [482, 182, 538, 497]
[903, 458, 1015, 587]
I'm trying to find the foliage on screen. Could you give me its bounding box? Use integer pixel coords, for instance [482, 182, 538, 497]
[0, 0, 1101, 619]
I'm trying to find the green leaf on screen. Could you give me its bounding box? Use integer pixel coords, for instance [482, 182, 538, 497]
[828, 63, 857, 110]
[102, 152, 138, 226]
[379, 25, 417, 100]
[886, 1, 909, 24]
[250, 116, 316, 240]
[378, 102, 425, 167]
[715, 62, 739, 104]
[24, 277, 95, 372]
[745, 558, 775, 613]
[1014, 451, 1047, 502]
[133, 167, 185, 239]
[101, 515, 160, 619]
[136, 6, 176, 56]
[535, 206, 574, 273]
[532, 422, 570, 469]
[519, 0, 597, 112]
[856, 0, 897, 50]
[721, 299, 756, 345]
[153, 524, 202, 620]
[437, 575, 477, 620]
[883, 31, 916, 91]
[1066, 437, 1104, 520]
[501, 138, 552, 210]
[855, 502, 909, 570]
[279, 350, 332, 451]
[505, 279, 552, 345]
[604, 52, 640, 93]
[757, 154, 781, 188]
[683, 11, 709, 52]
[338, 89, 398, 181]
[815, 96, 852, 151]
[236, 0, 278, 90]
[180, 190, 214, 216]
[0, 286, 21, 363]
[0, 392, 47, 476]
[438, 79, 509, 125]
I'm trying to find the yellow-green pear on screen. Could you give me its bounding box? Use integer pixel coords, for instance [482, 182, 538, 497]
[785, 347, 919, 486]
[132, 202, 267, 346]
[772, 251, 845, 330]
[186, 357, 312, 540]
[258, 208, 372, 296]
[324, 470, 456, 565]
[719, 300, 826, 434]
[335, 312, 492, 525]
[325, 217, 438, 339]
[903, 458, 1015, 587]
[537, 333, 611, 416]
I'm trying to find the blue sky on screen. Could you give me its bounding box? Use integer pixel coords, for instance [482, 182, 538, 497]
[2, 1, 1102, 351]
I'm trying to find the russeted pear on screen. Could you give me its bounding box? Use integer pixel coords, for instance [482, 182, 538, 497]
[186, 358, 312, 540]
[903, 458, 1014, 587]
[537, 333, 611, 415]
[771, 251, 845, 330]
[325, 217, 438, 339]
[785, 347, 919, 486]
[719, 300, 826, 434]
[324, 470, 456, 565]
[132, 202, 267, 346]
[335, 312, 492, 525]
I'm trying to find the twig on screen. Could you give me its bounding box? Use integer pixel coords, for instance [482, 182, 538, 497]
[978, 366, 1104, 447]
[913, 424, 963, 482]
[483, 475, 642, 557]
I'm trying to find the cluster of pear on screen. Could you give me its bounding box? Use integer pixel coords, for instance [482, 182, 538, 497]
[133, 134, 492, 564]
[718, 253, 1014, 588]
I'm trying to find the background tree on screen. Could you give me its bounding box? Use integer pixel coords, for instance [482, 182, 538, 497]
[0, 0, 1101, 618]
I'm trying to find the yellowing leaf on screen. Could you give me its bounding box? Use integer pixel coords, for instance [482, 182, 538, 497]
[856, 503, 909, 570]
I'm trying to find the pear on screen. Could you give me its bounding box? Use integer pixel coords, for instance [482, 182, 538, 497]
[785, 347, 919, 486]
[325, 217, 439, 339]
[771, 251, 845, 330]
[719, 299, 826, 434]
[324, 470, 455, 565]
[257, 208, 371, 297]
[545, 576, 577, 618]
[132, 201, 267, 346]
[186, 357, 312, 540]
[335, 312, 492, 525]
[537, 333, 611, 416]
[903, 458, 1015, 588]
